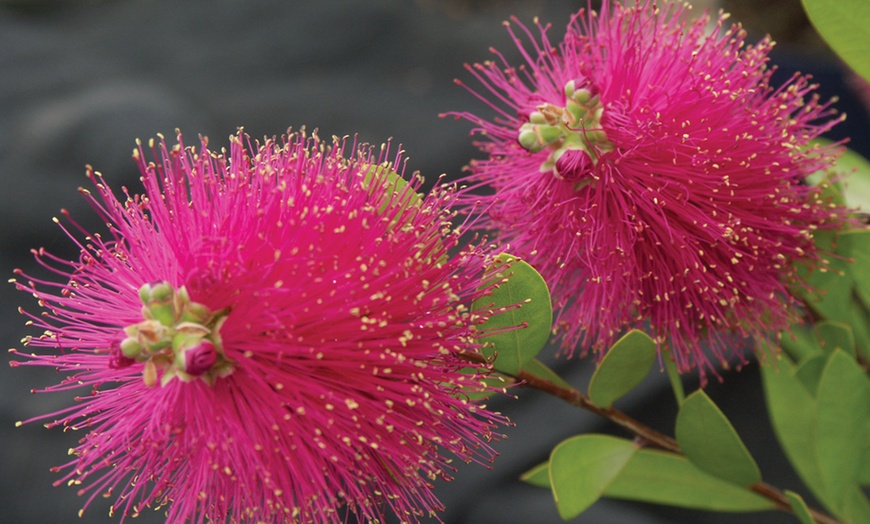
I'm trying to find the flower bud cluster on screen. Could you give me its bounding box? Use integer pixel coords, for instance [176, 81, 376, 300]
[517, 81, 613, 182]
[113, 282, 232, 386]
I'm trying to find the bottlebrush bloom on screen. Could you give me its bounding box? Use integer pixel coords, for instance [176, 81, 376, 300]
[448, 0, 851, 377]
[10, 130, 508, 523]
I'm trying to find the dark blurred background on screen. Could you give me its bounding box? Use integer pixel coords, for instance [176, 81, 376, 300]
[1, 0, 866, 522]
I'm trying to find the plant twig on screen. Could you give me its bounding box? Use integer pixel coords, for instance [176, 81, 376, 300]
[513, 365, 680, 452]
[460, 351, 842, 524]
[513, 367, 842, 524]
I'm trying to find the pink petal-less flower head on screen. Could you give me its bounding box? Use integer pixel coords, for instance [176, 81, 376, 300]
[10, 129, 508, 523]
[447, 0, 851, 380]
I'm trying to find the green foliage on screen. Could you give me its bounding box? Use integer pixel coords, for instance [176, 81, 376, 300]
[781, 325, 824, 362]
[362, 164, 423, 224]
[662, 348, 686, 405]
[794, 354, 828, 395]
[801, 144, 870, 361]
[522, 358, 573, 390]
[455, 366, 508, 401]
[785, 490, 816, 524]
[472, 254, 552, 375]
[761, 353, 830, 507]
[802, 0, 870, 82]
[604, 448, 776, 512]
[816, 350, 870, 515]
[516, 142, 870, 524]
[675, 391, 762, 487]
[523, 446, 775, 514]
[831, 145, 870, 210]
[548, 435, 638, 519]
[800, 228, 855, 324]
[815, 320, 856, 357]
[519, 461, 551, 488]
[775, 174, 870, 520]
[838, 229, 870, 307]
[588, 330, 657, 408]
[763, 346, 870, 522]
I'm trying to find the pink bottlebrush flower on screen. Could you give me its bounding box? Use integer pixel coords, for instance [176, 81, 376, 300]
[447, 0, 850, 378]
[10, 130, 507, 523]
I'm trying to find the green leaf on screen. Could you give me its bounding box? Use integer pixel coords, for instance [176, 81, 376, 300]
[455, 366, 509, 401]
[800, 229, 854, 323]
[858, 443, 870, 486]
[588, 330, 657, 408]
[760, 357, 829, 505]
[522, 358, 572, 390]
[603, 448, 776, 511]
[472, 254, 552, 375]
[520, 461, 551, 488]
[802, 0, 870, 82]
[837, 229, 870, 308]
[785, 490, 816, 524]
[832, 146, 870, 210]
[849, 299, 870, 362]
[675, 390, 762, 487]
[780, 325, 824, 362]
[844, 488, 870, 523]
[809, 140, 870, 210]
[815, 320, 856, 357]
[815, 350, 870, 514]
[549, 435, 638, 519]
[794, 354, 827, 395]
[662, 347, 686, 406]
[362, 164, 423, 223]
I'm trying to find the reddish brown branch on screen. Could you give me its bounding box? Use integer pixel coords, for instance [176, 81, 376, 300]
[460, 351, 842, 524]
[513, 367, 681, 453]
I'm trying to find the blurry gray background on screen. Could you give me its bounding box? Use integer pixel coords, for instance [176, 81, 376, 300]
[1, 0, 866, 522]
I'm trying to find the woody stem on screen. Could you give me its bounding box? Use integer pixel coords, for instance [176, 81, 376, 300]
[459, 351, 842, 524]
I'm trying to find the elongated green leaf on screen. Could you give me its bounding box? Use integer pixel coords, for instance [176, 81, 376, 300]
[833, 146, 870, 210]
[849, 300, 870, 362]
[520, 461, 551, 488]
[760, 357, 829, 505]
[363, 164, 423, 223]
[802, 0, 870, 82]
[472, 254, 552, 375]
[662, 348, 686, 406]
[859, 444, 870, 486]
[780, 325, 824, 363]
[800, 230, 854, 323]
[785, 490, 816, 524]
[603, 448, 776, 511]
[675, 390, 761, 487]
[455, 366, 508, 401]
[844, 488, 870, 523]
[815, 320, 855, 357]
[362, 165, 449, 267]
[795, 355, 827, 395]
[549, 435, 638, 519]
[816, 350, 870, 514]
[837, 229, 870, 308]
[588, 330, 657, 408]
[810, 140, 870, 210]
[522, 358, 572, 390]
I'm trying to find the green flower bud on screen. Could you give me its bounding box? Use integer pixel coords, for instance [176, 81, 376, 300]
[120, 337, 143, 359]
[564, 80, 576, 99]
[528, 110, 548, 125]
[572, 87, 592, 104]
[518, 126, 543, 152]
[123, 282, 232, 386]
